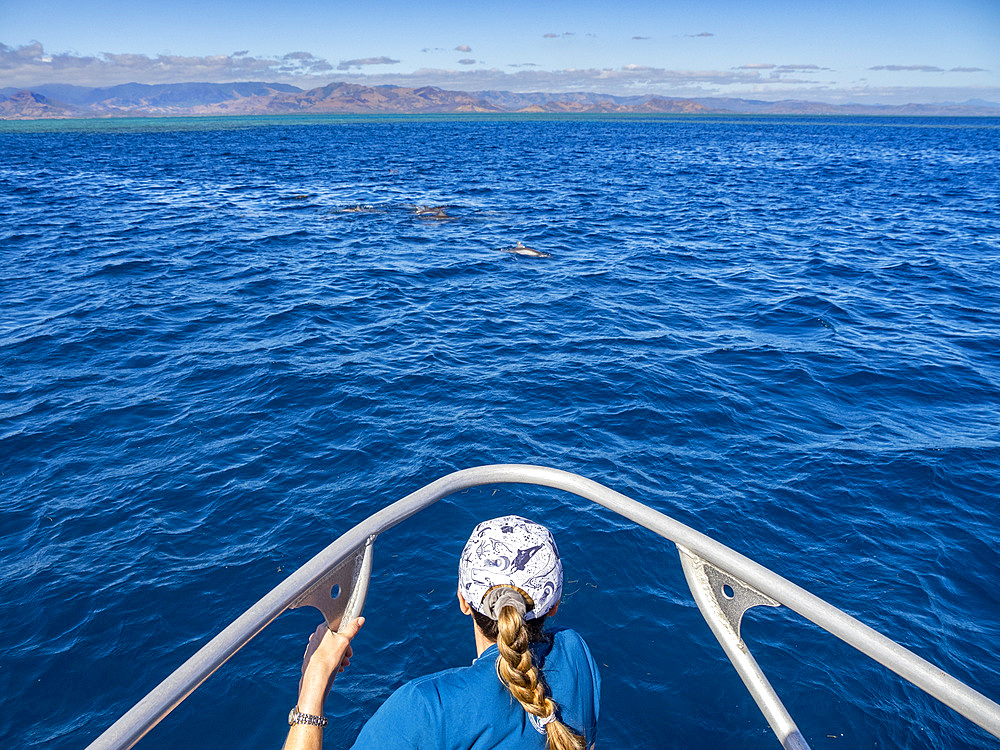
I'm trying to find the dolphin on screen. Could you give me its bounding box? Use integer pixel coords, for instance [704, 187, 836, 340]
[415, 205, 452, 219]
[502, 241, 551, 258]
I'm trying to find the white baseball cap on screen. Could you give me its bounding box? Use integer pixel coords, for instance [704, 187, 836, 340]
[458, 515, 563, 620]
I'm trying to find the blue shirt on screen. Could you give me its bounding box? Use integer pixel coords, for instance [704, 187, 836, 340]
[350, 629, 601, 749]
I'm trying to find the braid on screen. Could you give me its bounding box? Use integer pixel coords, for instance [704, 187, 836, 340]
[493, 606, 586, 750]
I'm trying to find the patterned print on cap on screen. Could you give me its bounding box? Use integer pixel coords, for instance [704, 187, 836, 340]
[458, 515, 563, 620]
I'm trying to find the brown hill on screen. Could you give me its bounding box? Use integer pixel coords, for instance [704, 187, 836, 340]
[513, 96, 712, 114]
[631, 96, 710, 113]
[286, 83, 506, 113]
[0, 90, 79, 119]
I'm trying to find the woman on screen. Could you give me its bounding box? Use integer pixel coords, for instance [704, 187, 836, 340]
[283, 515, 601, 750]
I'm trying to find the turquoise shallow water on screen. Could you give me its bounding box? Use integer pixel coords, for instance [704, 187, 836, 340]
[1, 115, 999, 748]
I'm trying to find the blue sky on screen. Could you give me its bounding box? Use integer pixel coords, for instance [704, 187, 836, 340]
[2, 0, 998, 103]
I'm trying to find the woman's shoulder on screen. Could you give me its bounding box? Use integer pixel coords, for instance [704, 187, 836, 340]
[550, 627, 594, 654]
[548, 629, 601, 689]
[391, 649, 500, 701]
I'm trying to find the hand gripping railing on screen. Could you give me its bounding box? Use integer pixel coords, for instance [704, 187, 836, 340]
[86, 464, 1000, 749]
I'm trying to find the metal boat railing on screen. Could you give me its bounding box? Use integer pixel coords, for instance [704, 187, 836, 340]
[86, 464, 1000, 749]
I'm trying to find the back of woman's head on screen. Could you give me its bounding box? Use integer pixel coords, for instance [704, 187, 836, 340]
[459, 517, 586, 750]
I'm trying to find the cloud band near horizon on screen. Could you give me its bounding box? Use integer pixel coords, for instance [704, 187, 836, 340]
[1, 41, 995, 105]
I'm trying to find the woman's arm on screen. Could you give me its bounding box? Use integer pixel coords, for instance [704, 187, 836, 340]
[282, 617, 365, 750]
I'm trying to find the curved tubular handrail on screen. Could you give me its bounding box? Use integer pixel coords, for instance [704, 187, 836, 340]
[86, 464, 1000, 749]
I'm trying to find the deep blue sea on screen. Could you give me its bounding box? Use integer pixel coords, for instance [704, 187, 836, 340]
[2, 114, 999, 749]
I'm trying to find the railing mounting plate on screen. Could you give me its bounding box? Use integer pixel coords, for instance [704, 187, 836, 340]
[679, 545, 779, 644]
[291, 534, 375, 632]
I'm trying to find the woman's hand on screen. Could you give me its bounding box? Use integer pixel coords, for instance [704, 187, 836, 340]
[283, 618, 365, 750]
[296, 617, 365, 715]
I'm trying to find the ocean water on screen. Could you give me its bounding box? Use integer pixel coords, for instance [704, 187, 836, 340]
[1, 114, 999, 749]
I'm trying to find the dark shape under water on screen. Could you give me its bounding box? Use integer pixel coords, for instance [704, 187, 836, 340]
[338, 204, 380, 213]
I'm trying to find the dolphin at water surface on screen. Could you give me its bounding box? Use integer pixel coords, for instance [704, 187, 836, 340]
[415, 205, 453, 219]
[501, 241, 551, 258]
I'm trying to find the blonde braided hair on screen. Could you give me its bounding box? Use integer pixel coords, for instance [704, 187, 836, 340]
[491, 600, 586, 750]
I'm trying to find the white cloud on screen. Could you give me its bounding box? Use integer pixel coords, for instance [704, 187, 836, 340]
[343, 64, 812, 93]
[455, 45, 472, 53]
[776, 64, 831, 72]
[869, 64, 944, 72]
[337, 56, 400, 71]
[869, 64, 988, 74]
[0, 41, 334, 85]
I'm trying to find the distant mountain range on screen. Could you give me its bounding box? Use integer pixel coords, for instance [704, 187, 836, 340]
[2, 81, 999, 119]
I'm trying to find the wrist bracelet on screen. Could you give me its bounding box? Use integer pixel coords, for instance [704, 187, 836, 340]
[288, 707, 328, 727]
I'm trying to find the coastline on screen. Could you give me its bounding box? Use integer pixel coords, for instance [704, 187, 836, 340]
[3, 111, 1000, 133]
